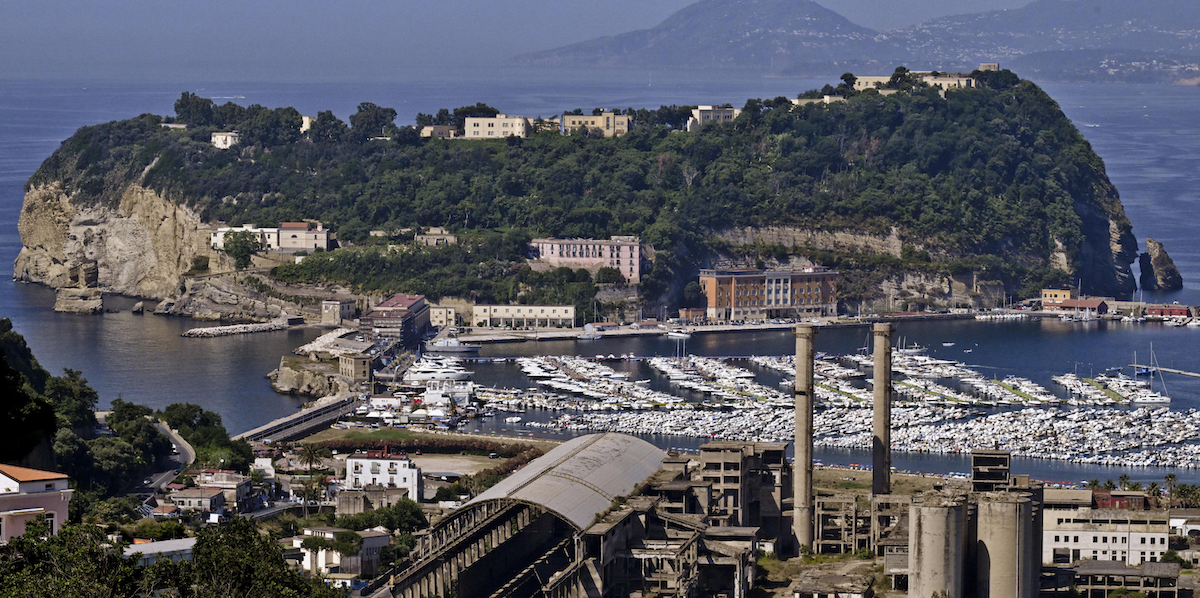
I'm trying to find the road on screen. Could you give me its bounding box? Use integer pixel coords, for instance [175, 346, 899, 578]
[144, 419, 196, 491]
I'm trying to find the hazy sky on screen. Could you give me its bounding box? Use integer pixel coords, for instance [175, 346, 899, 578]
[0, 0, 1030, 81]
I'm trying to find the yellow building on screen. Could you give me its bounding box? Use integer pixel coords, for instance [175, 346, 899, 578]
[557, 112, 632, 137]
[1041, 288, 1077, 307]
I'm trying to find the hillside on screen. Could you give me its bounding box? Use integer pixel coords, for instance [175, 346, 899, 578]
[521, 0, 1200, 82]
[517, 0, 880, 70]
[16, 75, 1139, 314]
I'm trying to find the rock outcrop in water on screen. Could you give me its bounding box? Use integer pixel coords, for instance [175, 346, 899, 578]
[1139, 238, 1184, 291]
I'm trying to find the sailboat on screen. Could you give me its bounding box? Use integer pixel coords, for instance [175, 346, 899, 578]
[1131, 344, 1170, 404]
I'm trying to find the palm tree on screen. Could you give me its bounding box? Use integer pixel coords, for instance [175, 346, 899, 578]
[1087, 479, 1101, 490]
[1148, 482, 1161, 508]
[1103, 479, 1117, 490]
[299, 444, 324, 474]
[1165, 474, 1178, 505]
[1118, 474, 1131, 491]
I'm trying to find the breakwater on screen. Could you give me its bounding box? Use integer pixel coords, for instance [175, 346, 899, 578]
[181, 317, 290, 337]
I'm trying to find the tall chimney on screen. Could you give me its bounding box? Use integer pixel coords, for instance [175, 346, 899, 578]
[794, 324, 816, 549]
[872, 323, 894, 495]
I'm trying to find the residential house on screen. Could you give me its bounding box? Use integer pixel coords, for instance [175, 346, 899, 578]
[420, 125, 457, 139]
[194, 470, 254, 513]
[0, 464, 73, 543]
[211, 131, 240, 149]
[345, 450, 422, 502]
[168, 487, 226, 513]
[294, 526, 391, 577]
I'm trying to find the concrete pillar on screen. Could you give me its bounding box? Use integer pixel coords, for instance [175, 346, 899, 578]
[872, 322, 894, 495]
[793, 324, 816, 549]
[910, 494, 967, 598]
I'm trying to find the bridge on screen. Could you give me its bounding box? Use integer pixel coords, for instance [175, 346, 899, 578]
[232, 395, 359, 442]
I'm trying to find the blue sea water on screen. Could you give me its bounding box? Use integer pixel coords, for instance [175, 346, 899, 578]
[1, 70, 1199, 485]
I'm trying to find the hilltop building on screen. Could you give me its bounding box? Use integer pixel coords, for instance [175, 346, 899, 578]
[211, 131, 239, 149]
[0, 464, 72, 543]
[698, 267, 838, 321]
[530, 236, 641, 283]
[414, 226, 457, 247]
[686, 105, 741, 131]
[419, 125, 458, 139]
[556, 111, 632, 137]
[209, 221, 330, 252]
[464, 114, 530, 139]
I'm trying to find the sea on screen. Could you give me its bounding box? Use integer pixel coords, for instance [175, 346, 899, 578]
[2, 69, 1199, 486]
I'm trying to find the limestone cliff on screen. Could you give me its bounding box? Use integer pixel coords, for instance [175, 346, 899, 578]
[1139, 238, 1184, 291]
[267, 357, 347, 398]
[15, 182, 215, 299]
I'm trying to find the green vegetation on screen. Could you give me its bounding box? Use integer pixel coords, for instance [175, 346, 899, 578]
[157, 402, 253, 471]
[0, 517, 340, 598]
[334, 498, 426, 533]
[222, 229, 261, 269]
[28, 71, 1128, 304]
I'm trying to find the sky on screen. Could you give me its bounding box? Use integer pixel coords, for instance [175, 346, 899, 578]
[0, 0, 1031, 82]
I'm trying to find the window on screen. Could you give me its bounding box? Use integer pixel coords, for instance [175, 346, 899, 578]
[1141, 538, 1147, 544]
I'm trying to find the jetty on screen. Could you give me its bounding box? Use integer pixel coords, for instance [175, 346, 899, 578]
[233, 395, 359, 442]
[182, 316, 300, 338]
[1128, 365, 1200, 379]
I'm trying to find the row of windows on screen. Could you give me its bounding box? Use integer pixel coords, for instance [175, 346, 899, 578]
[1052, 534, 1163, 545]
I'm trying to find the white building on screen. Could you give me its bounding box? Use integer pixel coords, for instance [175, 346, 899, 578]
[686, 106, 741, 132]
[1041, 489, 1170, 565]
[211, 131, 240, 149]
[0, 464, 73, 543]
[557, 111, 632, 137]
[465, 114, 529, 139]
[294, 526, 391, 577]
[472, 304, 576, 329]
[345, 450, 422, 502]
[210, 224, 280, 251]
[124, 537, 198, 567]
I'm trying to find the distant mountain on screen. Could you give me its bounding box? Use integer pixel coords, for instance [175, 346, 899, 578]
[522, 0, 1200, 83]
[516, 0, 879, 70]
[891, 0, 1200, 71]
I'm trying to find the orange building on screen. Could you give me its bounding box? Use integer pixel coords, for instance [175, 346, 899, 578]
[698, 267, 837, 321]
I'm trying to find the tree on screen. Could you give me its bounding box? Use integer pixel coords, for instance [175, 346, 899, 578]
[682, 281, 706, 308]
[307, 110, 347, 143]
[452, 102, 500, 130]
[223, 230, 262, 269]
[0, 351, 56, 463]
[44, 368, 98, 432]
[1165, 473, 1178, 504]
[1118, 474, 1131, 491]
[185, 517, 342, 597]
[0, 519, 141, 597]
[174, 91, 214, 126]
[349, 102, 398, 142]
[596, 267, 625, 284]
[886, 66, 919, 90]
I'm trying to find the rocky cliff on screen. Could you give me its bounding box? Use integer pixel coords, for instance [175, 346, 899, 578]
[1139, 238, 1184, 290]
[267, 357, 347, 398]
[15, 182, 214, 299]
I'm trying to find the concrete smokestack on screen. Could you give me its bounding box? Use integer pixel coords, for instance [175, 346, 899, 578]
[872, 323, 894, 495]
[794, 324, 816, 549]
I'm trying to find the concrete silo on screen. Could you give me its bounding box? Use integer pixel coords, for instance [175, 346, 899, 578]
[910, 493, 967, 598]
[974, 492, 1037, 598]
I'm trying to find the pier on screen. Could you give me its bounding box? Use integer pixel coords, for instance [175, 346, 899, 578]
[1128, 365, 1200, 379]
[233, 395, 359, 442]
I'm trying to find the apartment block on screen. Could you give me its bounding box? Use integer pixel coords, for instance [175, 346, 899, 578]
[531, 236, 641, 283]
[699, 267, 838, 321]
[464, 114, 529, 139]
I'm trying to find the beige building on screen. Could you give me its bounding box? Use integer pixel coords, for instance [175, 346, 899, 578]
[420, 125, 458, 139]
[278, 222, 330, 252]
[686, 105, 741, 131]
[429, 305, 457, 328]
[465, 114, 529, 139]
[531, 236, 641, 283]
[415, 226, 457, 247]
[472, 304, 576, 328]
[557, 111, 632, 137]
[211, 131, 240, 149]
[853, 71, 980, 92]
[321, 300, 356, 325]
[1041, 288, 1078, 307]
[339, 354, 372, 381]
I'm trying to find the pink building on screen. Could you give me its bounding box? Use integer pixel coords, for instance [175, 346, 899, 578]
[0, 463, 73, 543]
[531, 236, 641, 283]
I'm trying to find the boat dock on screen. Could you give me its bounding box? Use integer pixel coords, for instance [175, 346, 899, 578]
[1129, 365, 1200, 379]
[233, 395, 359, 442]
